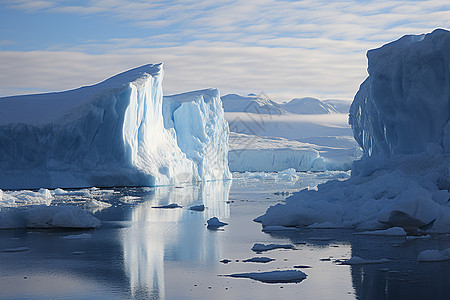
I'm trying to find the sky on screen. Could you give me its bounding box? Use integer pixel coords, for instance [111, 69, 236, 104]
[0, 0, 449, 102]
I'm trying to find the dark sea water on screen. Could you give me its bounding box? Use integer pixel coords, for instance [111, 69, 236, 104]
[1, 173, 450, 299]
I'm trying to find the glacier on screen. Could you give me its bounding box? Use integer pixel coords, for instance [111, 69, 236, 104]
[261, 29, 450, 232]
[228, 132, 357, 172]
[0, 64, 230, 189]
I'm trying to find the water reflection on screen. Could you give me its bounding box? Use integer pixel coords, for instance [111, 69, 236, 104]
[265, 228, 450, 300]
[121, 180, 231, 299]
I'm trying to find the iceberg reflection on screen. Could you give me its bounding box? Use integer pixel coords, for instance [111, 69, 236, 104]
[121, 180, 231, 298]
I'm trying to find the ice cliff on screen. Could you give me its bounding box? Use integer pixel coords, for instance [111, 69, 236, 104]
[349, 29, 450, 155]
[0, 64, 230, 189]
[261, 29, 450, 232]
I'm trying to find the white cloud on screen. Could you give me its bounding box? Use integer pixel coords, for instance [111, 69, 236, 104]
[0, 42, 367, 102]
[1, 0, 449, 101]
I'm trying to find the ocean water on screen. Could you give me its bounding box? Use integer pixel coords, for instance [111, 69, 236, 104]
[1, 172, 450, 299]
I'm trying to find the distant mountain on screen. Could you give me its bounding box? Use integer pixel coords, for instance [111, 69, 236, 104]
[280, 97, 338, 114]
[323, 99, 352, 114]
[221, 93, 351, 115]
[221, 93, 287, 115]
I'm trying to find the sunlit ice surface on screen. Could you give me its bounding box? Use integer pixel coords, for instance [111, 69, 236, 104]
[1, 172, 450, 299]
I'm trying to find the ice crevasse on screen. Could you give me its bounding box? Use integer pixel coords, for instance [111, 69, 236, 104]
[0, 64, 231, 189]
[261, 29, 450, 232]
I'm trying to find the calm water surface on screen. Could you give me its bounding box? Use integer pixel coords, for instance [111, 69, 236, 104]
[1, 172, 450, 299]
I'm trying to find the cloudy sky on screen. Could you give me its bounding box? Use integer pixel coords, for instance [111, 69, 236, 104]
[0, 0, 449, 102]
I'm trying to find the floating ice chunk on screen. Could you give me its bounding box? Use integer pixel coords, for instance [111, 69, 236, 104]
[152, 203, 181, 209]
[0, 247, 31, 253]
[262, 225, 298, 232]
[418, 249, 450, 262]
[243, 257, 275, 263]
[207, 217, 228, 227]
[0, 189, 53, 207]
[339, 257, 390, 265]
[83, 199, 112, 212]
[0, 205, 100, 229]
[54, 188, 68, 195]
[62, 233, 92, 239]
[253, 215, 264, 223]
[251, 243, 295, 252]
[119, 196, 141, 203]
[405, 234, 431, 240]
[189, 204, 205, 211]
[225, 270, 307, 283]
[46, 206, 101, 228]
[355, 227, 407, 236]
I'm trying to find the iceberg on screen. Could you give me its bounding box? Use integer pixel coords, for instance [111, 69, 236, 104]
[261, 29, 450, 232]
[0, 64, 230, 189]
[349, 29, 450, 155]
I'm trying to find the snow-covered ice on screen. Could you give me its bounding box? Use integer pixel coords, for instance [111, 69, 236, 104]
[261, 29, 450, 233]
[0, 64, 230, 189]
[225, 270, 307, 283]
[227, 115, 361, 172]
[228, 132, 327, 172]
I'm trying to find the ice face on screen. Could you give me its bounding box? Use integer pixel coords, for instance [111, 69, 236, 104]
[0, 64, 230, 189]
[349, 29, 450, 156]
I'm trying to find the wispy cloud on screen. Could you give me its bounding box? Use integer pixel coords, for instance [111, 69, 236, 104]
[1, 0, 449, 100]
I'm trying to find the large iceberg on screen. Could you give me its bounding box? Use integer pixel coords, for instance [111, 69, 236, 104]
[0, 64, 230, 189]
[261, 29, 450, 232]
[349, 29, 450, 155]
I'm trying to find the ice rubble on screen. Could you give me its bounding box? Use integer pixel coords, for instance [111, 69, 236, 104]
[261, 29, 450, 233]
[0, 187, 117, 229]
[0, 64, 230, 189]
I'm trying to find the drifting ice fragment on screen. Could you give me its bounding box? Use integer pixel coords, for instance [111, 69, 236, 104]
[225, 270, 307, 283]
[206, 217, 228, 228]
